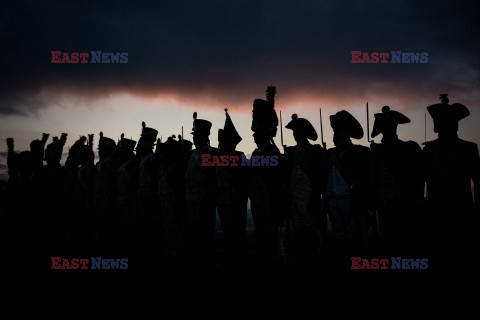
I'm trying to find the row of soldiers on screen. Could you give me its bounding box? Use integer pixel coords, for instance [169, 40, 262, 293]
[1, 89, 478, 269]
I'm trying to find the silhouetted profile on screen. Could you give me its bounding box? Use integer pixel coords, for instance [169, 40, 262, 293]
[156, 135, 185, 257]
[136, 122, 160, 247]
[370, 106, 423, 253]
[248, 86, 287, 263]
[184, 112, 217, 266]
[325, 110, 371, 255]
[216, 108, 248, 267]
[30, 133, 49, 172]
[423, 94, 479, 259]
[93, 132, 118, 249]
[284, 114, 324, 261]
[114, 133, 137, 250]
[38, 133, 68, 249]
[65, 134, 95, 249]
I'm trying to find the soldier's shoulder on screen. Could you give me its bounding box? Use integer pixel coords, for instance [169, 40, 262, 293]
[309, 144, 324, 151]
[457, 139, 479, 154]
[285, 146, 296, 154]
[369, 142, 381, 152]
[352, 144, 370, 154]
[120, 158, 136, 171]
[264, 143, 281, 155]
[402, 140, 422, 153]
[234, 150, 244, 157]
[308, 144, 324, 156]
[458, 138, 478, 148]
[422, 139, 439, 151]
[206, 146, 218, 154]
[326, 146, 336, 155]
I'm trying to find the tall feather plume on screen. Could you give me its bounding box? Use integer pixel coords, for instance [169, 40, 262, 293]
[6, 138, 14, 152]
[88, 134, 94, 149]
[266, 85, 276, 107]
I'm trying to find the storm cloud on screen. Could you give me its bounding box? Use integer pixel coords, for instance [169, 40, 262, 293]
[1, 0, 479, 114]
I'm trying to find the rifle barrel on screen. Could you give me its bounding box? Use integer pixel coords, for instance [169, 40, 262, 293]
[320, 108, 325, 147]
[367, 102, 371, 142]
[280, 110, 284, 147]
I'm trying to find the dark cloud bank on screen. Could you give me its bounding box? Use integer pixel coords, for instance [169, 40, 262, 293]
[1, 0, 479, 114]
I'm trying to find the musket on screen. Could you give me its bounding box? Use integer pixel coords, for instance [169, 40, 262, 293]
[424, 112, 427, 144]
[366, 102, 371, 143]
[181, 126, 184, 140]
[319, 108, 327, 249]
[280, 110, 285, 150]
[319, 108, 326, 149]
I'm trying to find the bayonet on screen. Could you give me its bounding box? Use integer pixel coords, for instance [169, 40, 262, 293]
[424, 112, 427, 144]
[320, 108, 326, 149]
[367, 102, 371, 143]
[280, 110, 284, 149]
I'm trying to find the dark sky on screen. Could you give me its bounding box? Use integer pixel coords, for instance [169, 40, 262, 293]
[1, 0, 479, 115]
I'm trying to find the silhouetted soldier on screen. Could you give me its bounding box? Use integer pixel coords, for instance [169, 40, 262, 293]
[184, 112, 217, 266]
[114, 133, 137, 251]
[4, 137, 26, 247]
[249, 87, 287, 263]
[156, 135, 185, 257]
[93, 132, 118, 249]
[216, 108, 248, 267]
[325, 110, 371, 255]
[423, 94, 479, 258]
[65, 135, 95, 249]
[5, 138, 19, 215]
[179, 137, 193, 166]
[284, 114, 324, 261]
[136, 122, 160, 247]
[30, 133, 49, 173]
[39, 133, 68, 250]
[370, 106, 423, 253]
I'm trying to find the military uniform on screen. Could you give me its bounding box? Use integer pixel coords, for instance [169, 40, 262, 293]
[135, 122, 160, 246]
[114, 134, 137, 250]
[93, 133, 118, 248]
[369, 106, 423, 253]
[326, 111, 371, 253]
[284, 114, 324, 259]
[248, 87, 288, 262]
[216, 109, 248, 265]
[184, 113, 217, 263]
[423, 95, 479, 254]
[156, 136, 185, 256]
[38, 133, 68, 250]
[185, 143, 217, 260]
[423, 95, 479, 284]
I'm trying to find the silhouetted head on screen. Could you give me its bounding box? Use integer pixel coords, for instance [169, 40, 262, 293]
[30, 139, 42, 153]
[330, 110, 363, 146]
[371, 106, 410, 141]
[251, 97, 278, 135]
[427, 94, 469, 139]
[45, 137, 63, 166]
[253, 130, 271, 147]
[286, 114, 317, 145]
[115, 133, 137, 161]
[98, 132, 116, 161]
[136, 122, 158, 157]
[191, 112, 212, 148]
[17, 151, 33, 176]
